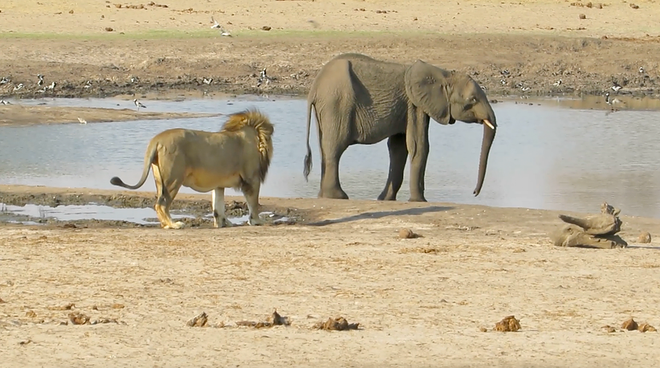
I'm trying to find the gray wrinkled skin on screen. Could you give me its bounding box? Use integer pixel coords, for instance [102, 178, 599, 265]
[550, 202, 627, 249]
[551, 225, 628, 249]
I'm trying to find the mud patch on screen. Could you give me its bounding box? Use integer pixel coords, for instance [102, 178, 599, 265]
[0, 192, 305, 228]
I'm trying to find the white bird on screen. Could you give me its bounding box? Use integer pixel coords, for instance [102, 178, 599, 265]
[46, 82, 56, 90]
[0, 77, 10, 85]
[211, 16, 221, 29]
[0, 99, 10, 105]
[37, 74, 44, 86]
[220, 27, 232, 37]
[77, 117, 87, 124]
[203, 77, 213, 85]
[133, 98, 146, 110]
[604, 92, 623, 115]
[611, 82, 622, 93]
[553, 79, 562, 86]
[13, 83, 23, 92]
[639, 66, 645, 74]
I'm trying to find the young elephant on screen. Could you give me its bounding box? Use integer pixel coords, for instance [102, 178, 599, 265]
[303, 53, 497, 202]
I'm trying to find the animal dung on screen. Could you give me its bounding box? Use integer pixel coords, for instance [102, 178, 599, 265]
[261, 26, 272, 31]
[313, 316, 360, 331]
[494, 315, 521, 332]
[638, 322, 657, 333]
[235, 310, 291, 328]
[398, 228, 419, 239]
[187, 311, 209, 327]
[579, 13, 586, 19]
[602, 325, 617, 333]
[638, 232, 652, 243]
[68, 312, 91, 325]
[621, 318, 638, 331]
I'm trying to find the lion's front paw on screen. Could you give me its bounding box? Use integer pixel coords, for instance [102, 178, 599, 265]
[165, 221, 186, 230]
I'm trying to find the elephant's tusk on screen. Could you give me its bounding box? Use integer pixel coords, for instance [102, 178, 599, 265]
[483, 120, 495, 130]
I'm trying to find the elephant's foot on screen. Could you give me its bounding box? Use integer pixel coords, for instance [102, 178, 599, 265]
[377, 189, 398, 201]
[319, 187, 349, 200]
[408, 195, 427, 202]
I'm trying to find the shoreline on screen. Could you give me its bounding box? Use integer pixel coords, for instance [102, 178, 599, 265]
[2, 33, 660, 102]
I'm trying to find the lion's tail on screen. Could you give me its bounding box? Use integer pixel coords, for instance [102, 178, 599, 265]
[303, 95, 315, 182]
[222, 109, 275, 183]
[110, 140, 158, 190]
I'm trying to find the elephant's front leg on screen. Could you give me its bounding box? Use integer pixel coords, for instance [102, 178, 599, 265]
[406, 110, 430, 202]
[378, 133, 408, 201]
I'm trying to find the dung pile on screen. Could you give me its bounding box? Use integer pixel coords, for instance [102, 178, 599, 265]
[494, 315, 521, 332]
[550, 202, 627, 249]
[313, 316, 360, 331]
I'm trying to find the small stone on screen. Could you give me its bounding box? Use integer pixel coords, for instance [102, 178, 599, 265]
[105, 27, 114, 32]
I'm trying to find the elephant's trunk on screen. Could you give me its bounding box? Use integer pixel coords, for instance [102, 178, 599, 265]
[473, 118, 496, 196]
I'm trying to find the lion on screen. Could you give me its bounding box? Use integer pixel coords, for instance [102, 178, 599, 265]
[110, 109, 274, 229]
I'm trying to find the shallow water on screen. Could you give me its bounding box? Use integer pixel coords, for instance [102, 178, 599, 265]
[1, 97, 660, 218]
[0, 202, 288, 226]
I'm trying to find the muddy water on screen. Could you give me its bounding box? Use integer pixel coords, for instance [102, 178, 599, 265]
[1, 97, 660, 218]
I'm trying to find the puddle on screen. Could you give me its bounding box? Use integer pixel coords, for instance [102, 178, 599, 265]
[0, 203, 292, 226]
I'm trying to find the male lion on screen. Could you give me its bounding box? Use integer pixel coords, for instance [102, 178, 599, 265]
[110, 109, 274, 229]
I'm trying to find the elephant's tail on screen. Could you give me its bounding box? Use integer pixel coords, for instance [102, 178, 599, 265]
[303, 98, 315, 182]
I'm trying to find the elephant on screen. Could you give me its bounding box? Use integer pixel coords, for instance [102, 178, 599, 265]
[303, 53, 497, 202]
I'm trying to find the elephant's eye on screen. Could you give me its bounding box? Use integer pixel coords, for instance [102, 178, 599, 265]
[470, 96, 478, 104]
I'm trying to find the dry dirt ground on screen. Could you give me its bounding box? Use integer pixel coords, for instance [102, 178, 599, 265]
[2, 0, 660, 366]
[1, 185, 660, 367]
[1, 0, 660, 101]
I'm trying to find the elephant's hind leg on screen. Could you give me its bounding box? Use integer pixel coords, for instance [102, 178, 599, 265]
[378, 134, 407, 201]
[319, 146, 349, 199]
[319, 130, 350, 200]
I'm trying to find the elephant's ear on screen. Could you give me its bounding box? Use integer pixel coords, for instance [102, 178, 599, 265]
[404, 60, 452, 125]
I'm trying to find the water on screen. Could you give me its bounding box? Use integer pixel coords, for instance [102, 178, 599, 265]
[0, 202, 290, 226]
[1, 97, 660, 218]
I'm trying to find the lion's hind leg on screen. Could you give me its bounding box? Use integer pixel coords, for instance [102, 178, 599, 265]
[241, 181, 263, 226]
[152, 163, 185, 229]
[212, 188, 233, 228]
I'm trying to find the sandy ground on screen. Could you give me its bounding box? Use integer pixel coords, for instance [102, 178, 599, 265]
[1, 185, 660, 367]
[2, 1, 660, 366]
[0, 104, 215, 126]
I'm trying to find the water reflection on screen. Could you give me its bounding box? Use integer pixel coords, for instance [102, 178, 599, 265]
[1, 97, 660, 218]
